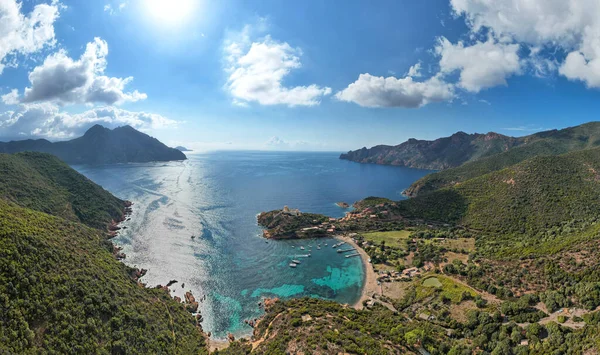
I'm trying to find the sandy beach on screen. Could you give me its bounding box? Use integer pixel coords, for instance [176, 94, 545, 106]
[336, 235, 381, 309]
[208, 338, 230, 352]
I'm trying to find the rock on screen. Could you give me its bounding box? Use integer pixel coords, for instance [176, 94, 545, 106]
[166, 279, 178, 287]
[336, 201, 350, 208]
[184, 291, 199, 312]
[263, 297, 280, 309]
[228, 333, 235, 342]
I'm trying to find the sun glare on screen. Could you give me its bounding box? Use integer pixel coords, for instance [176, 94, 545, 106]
[144, 0, 197, 25]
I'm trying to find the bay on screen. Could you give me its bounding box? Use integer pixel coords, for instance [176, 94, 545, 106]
[74, 151, 431, 338]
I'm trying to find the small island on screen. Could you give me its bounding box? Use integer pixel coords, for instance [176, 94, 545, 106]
[175, 146, 193, 152]
[336, 201, 350, 208]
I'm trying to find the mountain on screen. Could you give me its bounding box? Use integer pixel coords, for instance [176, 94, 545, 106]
[341, 122, 600, 173]
[393, 145, 600, 258]
[175, 146, 192, 152]
[406, 121, 600, 196]
[0, 152, 207, 353]
[340, 131, 523, 170]
[0, 125, 186, 164]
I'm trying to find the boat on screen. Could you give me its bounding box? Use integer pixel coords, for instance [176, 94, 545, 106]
[317, 246, 321, 250]
[300, 246, 305, 250]
[345, 253, 360, 258]
[289, 263, 297, 268]
[292, 259, 301, 264]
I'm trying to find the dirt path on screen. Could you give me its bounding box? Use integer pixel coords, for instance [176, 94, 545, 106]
[251, 312, 284, 350]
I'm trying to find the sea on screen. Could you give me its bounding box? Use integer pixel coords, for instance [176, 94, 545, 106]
[74, 151, 431, 338]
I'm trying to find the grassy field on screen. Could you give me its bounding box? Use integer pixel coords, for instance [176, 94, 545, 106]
[435, 237, 475, 252]
[362, 230, 412, 245]
[415, 274, 477, 303]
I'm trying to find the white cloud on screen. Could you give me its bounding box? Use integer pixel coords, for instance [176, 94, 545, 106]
[19, 37, 146, 105]
[0, 0, 60, 74]
[559, 50, 600, 88]
[436, 37, 521, 93]
[335, 73, 454, 108]
[263, 136, 323, 150]
[450, 0, 600, 88]
[104, 2, 126, 15]
[0, 103, 175, 139]
[265, 136, 289, 148]
[1, 89, 19, 105]
[407, 62, 422, 77]
[224, 25, 331, 107]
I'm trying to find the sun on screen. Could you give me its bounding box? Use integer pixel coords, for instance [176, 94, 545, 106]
[144, 0, 197, 25]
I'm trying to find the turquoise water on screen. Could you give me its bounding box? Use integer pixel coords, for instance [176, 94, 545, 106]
[74, 151, 431, 338]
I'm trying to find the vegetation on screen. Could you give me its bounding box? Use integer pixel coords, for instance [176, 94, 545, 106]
[341, 130, 522, 170]
[406, 121, 600, 196]
[0, 152, 125, 229]
[361, 230, 411, 245]
[257, 209, 329, 239]
[0, 153, 207, 354]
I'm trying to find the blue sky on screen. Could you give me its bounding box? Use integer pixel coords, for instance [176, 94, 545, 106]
[1, 0, 600, 151]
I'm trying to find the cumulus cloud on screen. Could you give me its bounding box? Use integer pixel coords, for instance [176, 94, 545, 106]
[335, 73, 454, 108]
[0, 0, 60, 74]
[450, 0, 600, 88]
[436, 37, 521, 93]
[224, 25, 331, 107]
[0, 103, 175, 139]
[1, 89, 19, 105]
[19, 37, 146, 105]
[265, 136, 289, 148]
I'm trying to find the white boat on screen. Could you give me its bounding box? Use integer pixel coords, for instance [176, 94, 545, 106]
[300, 246, 305, 250]
[289, 263, 297, 268]
[292, 259, 301, 264]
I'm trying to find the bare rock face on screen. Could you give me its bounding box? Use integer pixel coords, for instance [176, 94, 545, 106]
[184, 291, 199, 313]
[340, 131, 520, 170]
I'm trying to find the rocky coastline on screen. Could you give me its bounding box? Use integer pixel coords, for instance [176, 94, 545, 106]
[108, 199, 206, 328]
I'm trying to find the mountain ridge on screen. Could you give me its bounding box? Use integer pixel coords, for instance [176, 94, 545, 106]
[341, 122, 600, 171]
[340, 130, 523, 170]
[405, 121, 600, 196]
[0, 124, 186, 164]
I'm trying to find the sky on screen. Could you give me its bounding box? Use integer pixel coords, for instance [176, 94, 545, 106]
[2, 0, 600, 152]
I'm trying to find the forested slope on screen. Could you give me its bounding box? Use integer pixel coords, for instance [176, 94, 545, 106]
[0, 153, 207, 354]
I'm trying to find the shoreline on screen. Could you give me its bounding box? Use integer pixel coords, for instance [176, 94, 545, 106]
[335, 235, 380, 310]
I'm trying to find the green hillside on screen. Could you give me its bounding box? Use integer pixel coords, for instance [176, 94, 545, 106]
[0, 152, 124, 229]
[396, 146, 600, 258]
[406, 122, 600, 197]
[0, 153, 207, 354]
